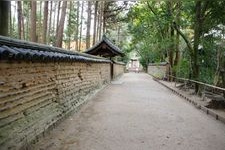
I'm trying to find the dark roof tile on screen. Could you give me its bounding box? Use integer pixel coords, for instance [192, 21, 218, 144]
[84, 35, 124, 57]
[0, 36, 111, 63]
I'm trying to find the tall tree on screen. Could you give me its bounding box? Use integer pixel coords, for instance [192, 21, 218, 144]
[93, 1, 98, 45]
[30, 1, 37, 42]
[78, 1, 84, 51]
[23, 1, 30, 40]
[173, 1, 209, 92]
[52, 2, 58, 44]
[102, 2, 128, 34]
[167, 1, 176, 79]
[98, 2, 104, 40]
[38, 1, 42, 42]
[17, 1, 23, 39]
[86, 1, 92, 49]
[42, 1, 48, 44]
[192, 1, 203, 91]
[75, 1, 80, 50]
[0, 1, 10, 36]
[48, 1, 53, 44]
[103, 2, 107, 34]
[67, 1, 73, 49]
[173, 2, 181, 68]
[21, 3, 25, 40]
[96, 2, 100, 41]
[56, 1, 61, 32]
[9, 3, 12, 36]
[55, 1, 67, 47]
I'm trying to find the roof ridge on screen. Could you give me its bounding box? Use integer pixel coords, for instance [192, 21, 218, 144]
[0, 35, 104, 60]
[85, 35, 124, 57]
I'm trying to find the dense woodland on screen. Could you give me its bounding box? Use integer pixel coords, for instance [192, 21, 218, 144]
[126, 1, 225, 91]
[0, 1, 225, 90]
[1, 1, 129, 51]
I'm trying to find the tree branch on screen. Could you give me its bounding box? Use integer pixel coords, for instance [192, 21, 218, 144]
[146, 1, 165, 39]
[172, 22, 194, 55]
[146, 1, 157, 16]
[202, 1, 209, 16]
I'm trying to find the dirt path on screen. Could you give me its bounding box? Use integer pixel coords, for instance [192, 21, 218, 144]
[32, 73, 225, 150]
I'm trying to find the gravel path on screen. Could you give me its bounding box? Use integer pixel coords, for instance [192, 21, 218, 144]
[32, 73, 225, 150]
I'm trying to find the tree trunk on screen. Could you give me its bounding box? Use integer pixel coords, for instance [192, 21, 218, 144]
[67, 1, 72, 50]
[9, 4, 12, 36]
[55, 1, 67, 48]
[48, 1, 53, 44]
[99, 2, 103, 40]
[214, 48, 222, 86]
[93, 1, 98, 45]
[38, 1, 42, 42]
[75, 1, 80, 50]
[96, 2, 100, 41]
[17, 1, 22, 39]
[222, 58, 225, 98]
[0, 1, 10, 36]
[79, 1, 84, 51]
[30, 1, 37, 42]
[117, 23, 121, 45]
[42, 1, 48, 44]
[173, 2, 205, 91]
[52, 2, 58, 44]
[169, 26, 174, 69]
[25, 4, 30, 41]
[103, 2, 107, 34]
[173, 2, 181, 68]
[167, 1, 175, 81]
[11, 4, 16, 37]
[193, 1, 202, 93]
[56, 1, 61, 32]
[21, 3, 25, 40]
[86, 1, 92, 49]
[174, 30, 180, 67]
[12, 4, 17, 37]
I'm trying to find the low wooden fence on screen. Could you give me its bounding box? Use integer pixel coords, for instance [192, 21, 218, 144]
[168, 75, 225, 105]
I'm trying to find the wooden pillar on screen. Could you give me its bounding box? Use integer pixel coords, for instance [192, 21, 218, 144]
[110, 57, 114, 80]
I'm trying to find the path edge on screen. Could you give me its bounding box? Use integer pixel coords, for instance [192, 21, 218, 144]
[149, 75, 225, 125]
[25, 83, 110, 150]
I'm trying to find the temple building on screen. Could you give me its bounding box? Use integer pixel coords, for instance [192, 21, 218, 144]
[84, 35, 125, 79]
[84, 35, 124, 59]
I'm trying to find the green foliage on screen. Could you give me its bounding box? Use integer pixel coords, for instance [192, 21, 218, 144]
[175, 58, 190, 79]
[125, 1, 225, 87]
[126, 2, 171, 70]
[119, 40, 133, 63]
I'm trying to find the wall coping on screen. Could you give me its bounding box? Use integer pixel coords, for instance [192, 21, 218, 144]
[0, 36, 111, 63]
[148, 62, 169, 66]
[112, 60, 126, 65]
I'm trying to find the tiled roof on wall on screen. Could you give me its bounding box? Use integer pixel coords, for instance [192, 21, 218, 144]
[0, 36, 111, 63]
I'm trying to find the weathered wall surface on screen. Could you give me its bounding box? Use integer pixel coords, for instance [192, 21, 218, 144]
[148, 63, 169, 79]
[113, 63, 125, 79]
[0, 61, 110, 149]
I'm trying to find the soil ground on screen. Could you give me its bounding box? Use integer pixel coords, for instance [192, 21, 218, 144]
[160, 80, 225, 118]
[31, 73, 225, 150]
